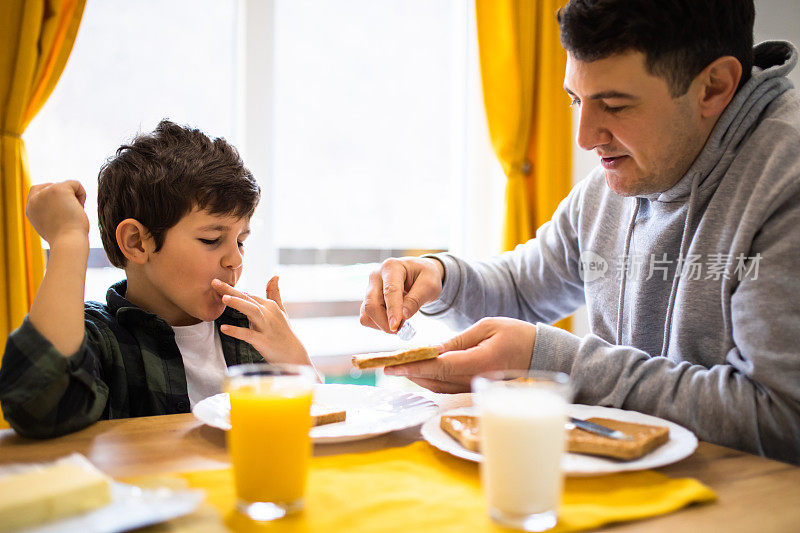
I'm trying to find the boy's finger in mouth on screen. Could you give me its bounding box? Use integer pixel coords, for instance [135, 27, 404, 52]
[211, 278, 239, 293]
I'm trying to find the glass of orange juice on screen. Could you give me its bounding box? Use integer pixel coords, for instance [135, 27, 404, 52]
[225, 363, 317, 521]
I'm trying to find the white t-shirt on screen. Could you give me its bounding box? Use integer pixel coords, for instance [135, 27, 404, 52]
[172, 321, 228, 408]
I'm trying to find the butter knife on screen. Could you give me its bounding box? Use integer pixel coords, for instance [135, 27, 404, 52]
[568, 417, 633, 440]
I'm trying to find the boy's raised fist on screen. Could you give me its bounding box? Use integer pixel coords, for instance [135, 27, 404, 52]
[26, 180, 90, 244]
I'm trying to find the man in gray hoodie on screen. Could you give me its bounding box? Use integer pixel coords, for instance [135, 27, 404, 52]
[361, 0, 800, 464]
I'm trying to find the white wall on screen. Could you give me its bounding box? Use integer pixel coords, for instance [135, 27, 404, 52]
[755, 0, 800, 88]
[569, 0, 800, 337]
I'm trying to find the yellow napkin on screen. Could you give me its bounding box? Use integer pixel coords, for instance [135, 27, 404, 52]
[134, 442, 715, 532]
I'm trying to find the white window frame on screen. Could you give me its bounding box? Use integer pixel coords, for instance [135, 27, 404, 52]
[235, 0, 278, 290]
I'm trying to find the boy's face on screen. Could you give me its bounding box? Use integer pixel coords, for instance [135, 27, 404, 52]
[564, 50, 708, 197]
[140, 207, 251, 326]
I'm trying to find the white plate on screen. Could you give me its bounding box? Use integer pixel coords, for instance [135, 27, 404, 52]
[0, 454, 203, 533]
[193, 383, 439, 443]
[28, 482, 204, 533]
[421, 404, 698, 476]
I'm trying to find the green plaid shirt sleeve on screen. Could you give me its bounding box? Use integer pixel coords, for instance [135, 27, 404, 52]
[0, 318, 109, 438]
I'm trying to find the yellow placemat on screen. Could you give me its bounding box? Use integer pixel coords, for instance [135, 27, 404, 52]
[130, 442, 715, 532]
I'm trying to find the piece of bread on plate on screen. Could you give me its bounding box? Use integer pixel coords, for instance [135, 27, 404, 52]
[311, 405, 346, 426]
[440, 415, 480, 452]
[567, 418, 669, 460]
[439, 414, 669, 460]
[351, 346, 439, 369]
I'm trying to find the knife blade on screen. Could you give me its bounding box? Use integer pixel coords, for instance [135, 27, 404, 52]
[568, 417, 633, 440]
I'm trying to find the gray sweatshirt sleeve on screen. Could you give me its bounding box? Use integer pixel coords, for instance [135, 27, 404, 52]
[532, 187, 800, 464]
[421, 181, 587, 329]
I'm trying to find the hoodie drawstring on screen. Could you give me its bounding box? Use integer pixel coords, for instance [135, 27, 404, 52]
[660, 173, 701, 357]
[616, 197, 641, 345]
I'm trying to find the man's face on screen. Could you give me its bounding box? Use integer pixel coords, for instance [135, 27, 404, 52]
[564, 51, 707, 196]
[141, 208, 251, 326]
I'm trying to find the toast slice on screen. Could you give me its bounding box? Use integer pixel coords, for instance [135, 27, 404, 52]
[567, 418, 669, 460]
[352, 346, 439, 369]
[311, 405, 346, 426]
[440, 415, 480, 452]
[438, 414, 669, 460]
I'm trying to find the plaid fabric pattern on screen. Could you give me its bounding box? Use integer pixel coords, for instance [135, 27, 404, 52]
[0, 280, 264, 438]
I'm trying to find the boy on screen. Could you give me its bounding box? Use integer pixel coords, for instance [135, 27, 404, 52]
[0, 120, 313, 438]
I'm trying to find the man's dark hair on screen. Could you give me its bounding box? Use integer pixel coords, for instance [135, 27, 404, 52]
[557, 0, 755, 97]
[98, 119, 261, 268]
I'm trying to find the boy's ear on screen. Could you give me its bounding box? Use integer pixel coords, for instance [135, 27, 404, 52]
[696, 56, 742, 119]
[116, 218, 153, 265]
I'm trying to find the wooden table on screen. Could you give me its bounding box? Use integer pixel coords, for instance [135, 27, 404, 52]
[2, 413, 799, 532]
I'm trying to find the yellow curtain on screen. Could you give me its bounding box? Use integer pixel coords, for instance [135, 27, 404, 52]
[0, 0, 86, 428]
[476, 0, 573, 330]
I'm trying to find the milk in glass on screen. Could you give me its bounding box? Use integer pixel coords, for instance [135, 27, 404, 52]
[476, 381, 569, 529]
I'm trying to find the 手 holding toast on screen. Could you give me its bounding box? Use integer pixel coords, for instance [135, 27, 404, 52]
[352, 346, 439, 369]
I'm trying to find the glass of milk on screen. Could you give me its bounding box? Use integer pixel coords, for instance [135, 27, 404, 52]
[472, 370, 571, 531]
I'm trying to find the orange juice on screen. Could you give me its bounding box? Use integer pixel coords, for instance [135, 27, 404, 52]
[227, 388, 313, 504]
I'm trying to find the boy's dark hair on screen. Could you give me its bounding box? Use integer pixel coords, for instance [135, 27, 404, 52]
[98, 120, 261, 268]
[557, 0, 755, 97]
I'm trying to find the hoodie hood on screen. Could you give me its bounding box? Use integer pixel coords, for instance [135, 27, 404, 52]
[655, 41, 797, 203]
[618, 41, 798, 356]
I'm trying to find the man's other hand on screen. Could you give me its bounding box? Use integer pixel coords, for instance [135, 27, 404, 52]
[383, 317, 538, 393]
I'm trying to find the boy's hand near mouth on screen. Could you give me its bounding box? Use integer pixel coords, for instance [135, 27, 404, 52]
[212, 277, 318, 378]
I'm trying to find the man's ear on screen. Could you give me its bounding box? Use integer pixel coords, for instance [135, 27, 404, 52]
[116, 218, 153, 265]
[696, 56, 742, 119]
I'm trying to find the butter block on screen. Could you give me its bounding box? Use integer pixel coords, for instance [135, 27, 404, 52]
[0, 461, 112, 532]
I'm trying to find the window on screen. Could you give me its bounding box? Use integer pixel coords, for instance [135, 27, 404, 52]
[271, 0, 461, 313]
[27, 0, 240, 295]
[264, 0, 504, 313]
[25, 0, 505, 362]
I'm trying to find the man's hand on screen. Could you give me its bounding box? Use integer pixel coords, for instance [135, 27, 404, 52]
[212, 277, 316, 373]
[360, 256, 445, 333]
[26, 181, 90, 245]
[383, 317, 537, 393]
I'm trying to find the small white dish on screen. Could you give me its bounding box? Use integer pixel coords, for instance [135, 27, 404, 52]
[0, 454, 203, 533]
[193, 383, 439, 443]
[421, 404, 698, 476]
[27, 483, 204, 533]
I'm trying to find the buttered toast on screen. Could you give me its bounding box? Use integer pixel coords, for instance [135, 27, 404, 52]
[352, 346, 439, 369]
[440, 415, 480, 452]
[440, 414, 669, 460]
[568, 418, 669, 460]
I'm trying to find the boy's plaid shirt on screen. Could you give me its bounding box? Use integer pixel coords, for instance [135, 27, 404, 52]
[0, 280, 265, 438]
